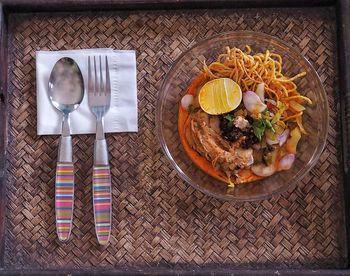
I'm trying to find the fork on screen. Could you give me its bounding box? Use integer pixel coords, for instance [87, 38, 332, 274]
[88, 56, 112, 245]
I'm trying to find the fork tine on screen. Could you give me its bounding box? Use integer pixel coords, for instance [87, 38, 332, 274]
[94, 56, 98, 95]
[99, 56, 104, 95]
[105, 56, 111, 97]
[88, 56, 93, 94]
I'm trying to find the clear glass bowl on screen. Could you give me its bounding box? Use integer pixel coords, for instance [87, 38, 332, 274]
[156, 31, 329, 201]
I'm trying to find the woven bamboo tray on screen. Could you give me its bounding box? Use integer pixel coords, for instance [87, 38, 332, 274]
[0, 0, 350, 274]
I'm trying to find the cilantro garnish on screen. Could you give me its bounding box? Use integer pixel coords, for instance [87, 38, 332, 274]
[224, 113, 234, 122]
[223, 113, 235, 127]
[252, 118, 274, 141]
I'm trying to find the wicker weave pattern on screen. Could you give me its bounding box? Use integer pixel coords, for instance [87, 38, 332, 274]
[4, 7, 346, 269]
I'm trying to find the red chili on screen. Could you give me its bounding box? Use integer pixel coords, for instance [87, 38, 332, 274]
[267, 101, 274, 111]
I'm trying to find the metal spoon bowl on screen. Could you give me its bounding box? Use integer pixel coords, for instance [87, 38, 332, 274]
[49, 57, 84, 112]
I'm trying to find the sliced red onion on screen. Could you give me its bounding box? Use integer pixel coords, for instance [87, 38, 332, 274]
[251, 164, 276, 177]
[243, 91, 267, 114]
[181, 94, 194, 111]
[266, 129, 290, 146]
[256, 83, 265, 102]
[279, 154, 295, 170]
[278, 129, 290, 146]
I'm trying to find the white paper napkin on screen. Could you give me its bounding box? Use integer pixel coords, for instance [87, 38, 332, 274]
[36, 49, 138, 135]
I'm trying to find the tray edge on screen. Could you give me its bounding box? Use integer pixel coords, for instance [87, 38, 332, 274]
[0, 0, 349, 273]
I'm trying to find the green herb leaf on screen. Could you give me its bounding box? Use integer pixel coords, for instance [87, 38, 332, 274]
[261, 109, 269, 116]
[252, 120, 266, 141]
[264, 119, 275, 132]
[224, 113, 235, 122]
[252, 118, 274, 141]
[265, 120, 273, 129]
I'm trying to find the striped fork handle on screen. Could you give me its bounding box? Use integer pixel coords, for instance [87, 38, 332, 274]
[93, 163, 112, 245]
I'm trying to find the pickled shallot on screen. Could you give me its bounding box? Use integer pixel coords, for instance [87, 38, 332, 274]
[243, 91, 267, 113]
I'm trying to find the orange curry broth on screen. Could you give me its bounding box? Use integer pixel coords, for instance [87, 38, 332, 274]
[178, 73, 262, 185]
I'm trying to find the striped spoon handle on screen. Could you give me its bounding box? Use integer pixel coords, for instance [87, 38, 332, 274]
[93, 165, 112, 245]
[55, 162, 74, 242]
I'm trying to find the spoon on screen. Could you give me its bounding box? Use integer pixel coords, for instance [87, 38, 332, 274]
[48, 57, 84, 242]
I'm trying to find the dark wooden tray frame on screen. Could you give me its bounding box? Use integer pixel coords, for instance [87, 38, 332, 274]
[0, 0, 349, 274]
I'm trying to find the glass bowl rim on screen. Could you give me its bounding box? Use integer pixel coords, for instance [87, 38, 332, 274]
[156, 30, 329, 201]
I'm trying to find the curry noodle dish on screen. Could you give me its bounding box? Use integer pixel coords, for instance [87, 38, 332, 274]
[178, 46, 312, 187]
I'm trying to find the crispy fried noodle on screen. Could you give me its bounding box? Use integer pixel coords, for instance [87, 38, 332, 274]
[203, 46, 311, 132]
